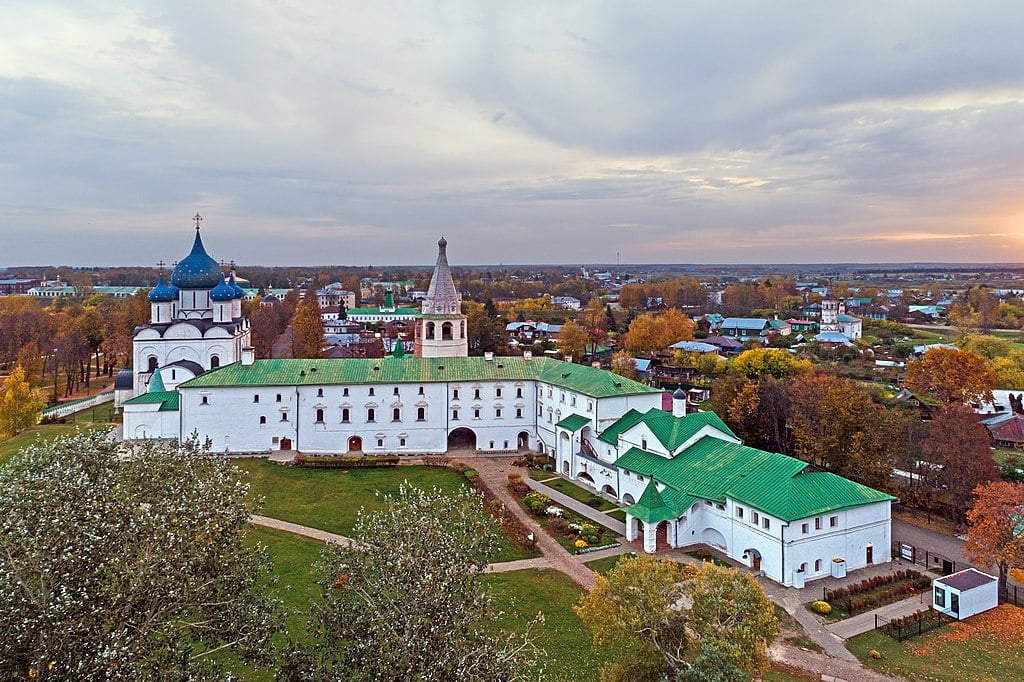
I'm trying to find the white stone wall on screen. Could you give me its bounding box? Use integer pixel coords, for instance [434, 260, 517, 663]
[124, 404, 180, 440]
[133, 322, 250, 397]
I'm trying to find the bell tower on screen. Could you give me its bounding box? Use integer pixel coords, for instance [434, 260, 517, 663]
[414, 237, 468, 358]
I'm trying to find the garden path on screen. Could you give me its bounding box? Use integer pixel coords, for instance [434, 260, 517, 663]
[467, 457, 598, 590]
[826, 592, 931, 639]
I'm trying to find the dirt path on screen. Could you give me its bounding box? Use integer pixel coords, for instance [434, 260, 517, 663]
[768, 642, 901, 682]
[467, 457, 597, 590]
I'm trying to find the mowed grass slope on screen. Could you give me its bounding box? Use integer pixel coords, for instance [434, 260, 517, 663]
[233, 458, 537, 562]
[245, 527, 612, 682]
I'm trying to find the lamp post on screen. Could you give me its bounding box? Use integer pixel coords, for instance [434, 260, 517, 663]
[51, 347, 59, 404]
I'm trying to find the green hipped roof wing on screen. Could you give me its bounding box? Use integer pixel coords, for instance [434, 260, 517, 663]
[178, 357, 660, 399]
[123, 391, 179, 411]
[617, 436, 895, 522]
[623, 481, 685, 523]
[598, 408, 737, 450]
[556, 414, 591, 432]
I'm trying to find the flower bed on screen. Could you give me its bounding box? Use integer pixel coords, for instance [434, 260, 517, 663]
[509, 476, 618, 553]
[819, 569, 932, 618]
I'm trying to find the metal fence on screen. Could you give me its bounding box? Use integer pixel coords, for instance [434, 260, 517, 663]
[876, 609, 954, 642]
[1002, 585, 1023, 607]
[40, 390, 114, 421]
[892, 541, 975, 576]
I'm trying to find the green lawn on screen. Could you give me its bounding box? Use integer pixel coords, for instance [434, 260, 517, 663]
[540, 476, 619, 512]
[485, 568, 625, 682]
[607, 509, 627, 522]
[244, 527, 617, 682]
[233, 459, 537, 562]
[0, 422, 115, 465]
[584, 552, 636, 575]
[847, 605, 1024, 682]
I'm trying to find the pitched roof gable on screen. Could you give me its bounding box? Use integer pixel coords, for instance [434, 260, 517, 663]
[598, 408, 737, 451]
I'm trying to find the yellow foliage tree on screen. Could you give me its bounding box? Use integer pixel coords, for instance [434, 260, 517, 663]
[0, 365, 45, 438]
[556, 320, 588, 362]
[730, 348, 812, 380]
[623, 311, 695, 354]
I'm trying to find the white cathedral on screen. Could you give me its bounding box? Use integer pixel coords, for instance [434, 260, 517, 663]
[122, 223, 893, 586]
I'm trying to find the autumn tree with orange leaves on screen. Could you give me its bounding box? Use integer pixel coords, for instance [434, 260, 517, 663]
[966, 481, 1024, 593]
[623, 309, 695, 355]
[904, 347, 995, 404]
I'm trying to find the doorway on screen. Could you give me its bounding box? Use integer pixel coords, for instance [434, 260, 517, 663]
[348, 436, 363, 453]
[866, 545, 874, 565]
[280, 437, 292, 450]
[447, 427, 477, 450]
[517, 431, 530, 450]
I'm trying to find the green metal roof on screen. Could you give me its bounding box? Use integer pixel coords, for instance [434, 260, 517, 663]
[622, 481, 680, 523]
[179, 357, 660, 399]
[555, 414, 591, 432]
[598, 408, 737, 451]
[618, 435, 895, 522]
[347, 307, 420, 316]
[123, 391, 180, 411]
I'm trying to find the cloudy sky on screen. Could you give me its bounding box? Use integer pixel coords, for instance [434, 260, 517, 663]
[2, 1, 1023, 266]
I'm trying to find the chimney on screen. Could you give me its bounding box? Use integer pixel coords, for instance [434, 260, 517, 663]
[523, 351, 533, 361]
[672, 388, 687, 417]
[241, 346, 255, 366]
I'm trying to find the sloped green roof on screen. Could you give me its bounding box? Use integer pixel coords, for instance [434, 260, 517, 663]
[556, 414, 591, 432]
[348, 307, 420, 316]
[124, 391, 179, 411]
[623, 481, 680, 523]
[597, 409, 646, 445]
[179, 357, 660, 399]
[598, 408, 737, 451]
[617, 435, 895, 522]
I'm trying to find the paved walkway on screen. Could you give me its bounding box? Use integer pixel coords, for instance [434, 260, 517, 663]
[250, 515, 355, 546]
[827, 592, 930, 639]
[524, 476, 626, 535]
[468, 457, 598, 590]
[485, 557, 551, 573]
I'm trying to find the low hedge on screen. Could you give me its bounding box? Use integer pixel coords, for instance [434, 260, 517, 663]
[295, 455, 400, 468]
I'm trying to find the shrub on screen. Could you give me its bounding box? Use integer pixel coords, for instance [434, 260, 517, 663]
[869, 650, 882, 660]
[463, 469, 479, 479]
[810, 601, 832, 615]
[297, 455, 399, 468]
[512, 456, 528, 467]
[507, 474, 530, 497]
[523, 492, 552, 515]
[574, 539, 589, 549]
[550, 517, 570, 535]
[586, 498, 604, 509]
[449, 461, 470, 474]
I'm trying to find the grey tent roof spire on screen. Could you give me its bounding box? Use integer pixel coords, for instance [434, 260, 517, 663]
[423, 236, 461, 315]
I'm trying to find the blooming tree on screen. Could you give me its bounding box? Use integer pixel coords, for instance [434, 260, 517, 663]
[0, 432, 282, 680]
[280, 484, 542, 681]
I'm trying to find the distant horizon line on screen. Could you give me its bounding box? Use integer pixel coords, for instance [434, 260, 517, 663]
[6, 261, 1024, 271]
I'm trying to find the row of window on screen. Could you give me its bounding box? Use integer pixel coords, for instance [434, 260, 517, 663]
[452, 387, 523, 400]
[539, 389, 593, 412]
[801, 516, 840, 534]
[798, 559, 825, 574]
[453, 407, 524, 420]
[735, 506, 772, 530]
[248, 386, 527, 402]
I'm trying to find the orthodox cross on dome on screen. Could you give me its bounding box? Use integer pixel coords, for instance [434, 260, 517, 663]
[157, 260, 166, 273]
[193, 213, 203, 231]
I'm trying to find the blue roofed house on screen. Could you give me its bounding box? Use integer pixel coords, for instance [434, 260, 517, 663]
[718, 318, 770, 342]
[552, 391, 895, 586]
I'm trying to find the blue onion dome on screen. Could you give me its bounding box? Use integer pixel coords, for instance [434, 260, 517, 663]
[170, 231, 222, 288]
[148, 273, 179, 302]
[210, 276, 237, 302]
[228, 272, 245, 299]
